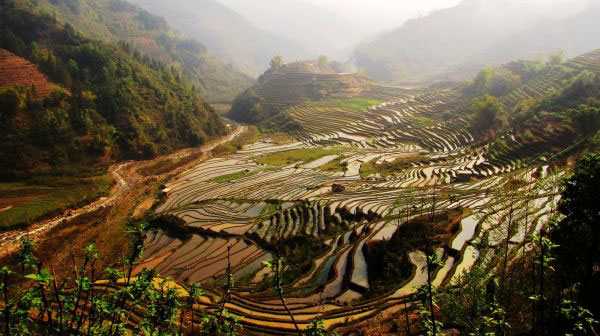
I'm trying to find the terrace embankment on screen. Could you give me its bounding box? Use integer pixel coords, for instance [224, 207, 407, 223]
[64, 51, 600, 334]
[0, 49, 60, 100]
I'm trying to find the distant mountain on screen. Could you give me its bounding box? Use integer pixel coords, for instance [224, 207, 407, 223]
[218, 0, 365, 62]
[352, 0, 597, 84]
[131, 0, 310, 77]
[451, 5, 600, 79]
[34, 0, 252, 101]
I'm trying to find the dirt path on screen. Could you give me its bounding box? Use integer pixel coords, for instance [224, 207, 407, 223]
[0, 126, 247, 257]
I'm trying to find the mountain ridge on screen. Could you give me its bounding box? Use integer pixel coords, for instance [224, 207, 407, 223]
[131, 0, 310, 77]
[32, 0, 253, 101]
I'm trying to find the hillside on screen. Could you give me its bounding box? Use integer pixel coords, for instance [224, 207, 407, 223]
[28, 0, 253, 101]
[0, 49, 60, 100]
[219, 0, 364, 61]
[0, 2, 227, 177]
[133, 49, 600, 334]
[228, 59, 374, 131]
[352, 0, 598, 84]
[131, 0, 310, 77]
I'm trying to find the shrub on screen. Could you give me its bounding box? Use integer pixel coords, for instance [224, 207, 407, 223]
[469, 67, 521, 97]
[470, 94, 504, 132]
[0, 88, 20, 117]
[141, 142, 158, 159]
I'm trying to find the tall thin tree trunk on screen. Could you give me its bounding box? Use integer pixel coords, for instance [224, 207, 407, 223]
[3, 271, 10, 336]
[275, 248, 302, 336]
[582, 232, 599, 307]
[425, 239, 437, 336]
[539, 230, 545, 336]
[404, 299, 411, 336]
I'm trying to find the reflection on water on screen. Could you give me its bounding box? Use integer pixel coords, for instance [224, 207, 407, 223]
[138, 230, 270, 284]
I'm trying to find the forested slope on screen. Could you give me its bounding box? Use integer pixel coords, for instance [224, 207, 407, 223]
[0, 0, 227, 178]
[29, 0, 253, 101]
[131, 0, 310, 77]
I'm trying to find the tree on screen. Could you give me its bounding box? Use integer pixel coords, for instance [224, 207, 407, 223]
[318, 55, 328, 68]
[570, 105, 600, 138]
[469, 68, 521, 97]
[471, 94, 504, 132]
[0, 88, 20, 118]
[548, 50, 563, 66]
[270, 55, 284, 71]
[438, 265, 508, 334]
[553, 153, 600, 308]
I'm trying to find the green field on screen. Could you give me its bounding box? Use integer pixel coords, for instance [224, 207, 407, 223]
[0, 175, 113, 231]
[210, 169, 260, 183]
[305, 98, 382, 111]
[317, 155, 348, 172]
[409, 115, 437, 127]
[256, 148, 341, 166]
[360, 154, 424, 177]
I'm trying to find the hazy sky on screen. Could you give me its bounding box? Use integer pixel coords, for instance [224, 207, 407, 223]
[303, 0, 462, 31]
[302, 0, 597, 33]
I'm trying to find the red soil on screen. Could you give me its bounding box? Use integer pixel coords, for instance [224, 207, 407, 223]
[0, 49, 61, 100]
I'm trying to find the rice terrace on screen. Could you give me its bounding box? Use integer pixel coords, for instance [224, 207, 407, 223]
[134, 51, 600, 334]
[1, 0, 600, 335]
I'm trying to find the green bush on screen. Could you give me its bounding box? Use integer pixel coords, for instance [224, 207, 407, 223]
[470, 94, 504, 132]
[0, 88, 20, 117]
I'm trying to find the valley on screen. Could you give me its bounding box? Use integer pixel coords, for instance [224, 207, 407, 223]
[1, 0, 600, 335]
[121, 51, 600, 333]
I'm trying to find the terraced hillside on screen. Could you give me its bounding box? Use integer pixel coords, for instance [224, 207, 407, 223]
[0, 49, 60, 100]
[137, 51, 600, 334]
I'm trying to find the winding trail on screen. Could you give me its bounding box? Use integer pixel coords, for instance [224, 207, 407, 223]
[0, 126, 247, 257]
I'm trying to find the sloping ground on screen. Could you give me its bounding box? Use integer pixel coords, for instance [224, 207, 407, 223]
[500, 49, 600, 109]
[33, 0, 253, 101]
[131, 51, 600, 334]
[0, 49, 60, 100]
[231, 63, 373, 132]
[0, 4, 229, 176]
[256, 71, 372, 111]
[144, 137, 563, 334]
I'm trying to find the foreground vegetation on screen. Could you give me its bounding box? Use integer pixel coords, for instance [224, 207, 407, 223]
[2, 154, 600, 335]
[0, 223, 339, 336]
[382, 154, 600, 336]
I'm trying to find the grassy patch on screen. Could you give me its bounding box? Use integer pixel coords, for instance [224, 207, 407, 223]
[409, 115, 437, 127]
[213, 126, 263, 157]
[318, 156, 348, 172]
[256, 148, 341, 166]
[259, 203, 280, 217]
[261, 131, 295, 144]
[0, 175, 113, 231]
[359, 154, 424, 177]
[210, 169, 259, 183]
[305, 97, 382, 111]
